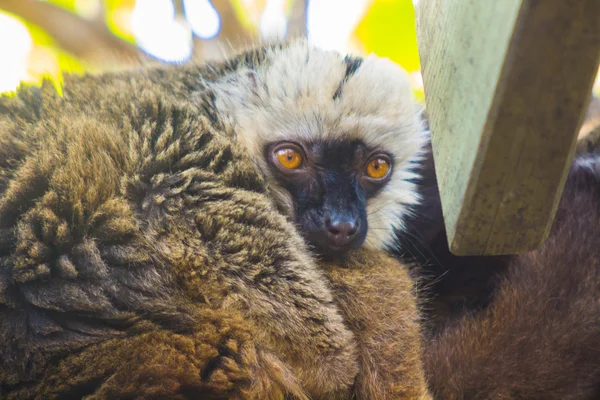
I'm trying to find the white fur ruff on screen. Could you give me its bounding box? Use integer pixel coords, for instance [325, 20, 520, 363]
[207, 41, 427, 250]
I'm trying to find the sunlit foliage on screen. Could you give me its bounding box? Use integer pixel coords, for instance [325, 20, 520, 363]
[0, 0, 597, 100]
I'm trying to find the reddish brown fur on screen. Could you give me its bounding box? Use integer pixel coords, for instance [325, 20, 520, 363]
[409, 125, 600, 399]
[322, 249, 431, 400]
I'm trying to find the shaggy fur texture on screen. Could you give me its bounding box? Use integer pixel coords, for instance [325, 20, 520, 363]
[147, 41, 427, 250]
[0, 44, 429, 399]
[321, 249, 430, 400]
[399, 115, 600, 399]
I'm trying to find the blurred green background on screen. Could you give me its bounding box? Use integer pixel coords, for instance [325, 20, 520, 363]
[0, 0, 422, 96]
[0, 0, 598, 102]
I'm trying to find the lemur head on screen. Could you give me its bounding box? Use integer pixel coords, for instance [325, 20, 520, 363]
[206, 41, 426, 257]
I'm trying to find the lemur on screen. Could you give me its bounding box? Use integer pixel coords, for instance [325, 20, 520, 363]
[1, 38, 597, 399]
[0, 41, 430, 399]
[144, 40, 600, 400]
[399, 111, 600, 399]
[185, 42, 600, 400]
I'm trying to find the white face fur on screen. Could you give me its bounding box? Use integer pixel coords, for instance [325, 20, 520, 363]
[206, 41, 427, 252]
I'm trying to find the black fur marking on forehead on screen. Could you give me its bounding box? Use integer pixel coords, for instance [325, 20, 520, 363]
[333, 56, 364, 101]
[306, 138, 370, 170]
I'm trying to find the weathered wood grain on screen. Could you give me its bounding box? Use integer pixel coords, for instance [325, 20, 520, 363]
[415, 0, 600, 255]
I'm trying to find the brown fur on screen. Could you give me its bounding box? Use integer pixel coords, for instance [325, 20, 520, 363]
[322, 249, 431, 400]
[0, 75, 354, 399]
[0, 46, 429, 399]
[402, 115, 600, 399]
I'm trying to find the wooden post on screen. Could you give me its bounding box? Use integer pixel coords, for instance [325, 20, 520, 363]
[415, 0, 600, 256]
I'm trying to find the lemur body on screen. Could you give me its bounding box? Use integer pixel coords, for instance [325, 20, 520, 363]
[1, 39, 597, 400]
[0, 42, 430, 399]
[400, 119, 600, 399]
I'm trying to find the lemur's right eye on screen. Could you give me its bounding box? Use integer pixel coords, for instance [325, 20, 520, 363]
[365, 155, 391, 180]
[274, 144, 303, 169]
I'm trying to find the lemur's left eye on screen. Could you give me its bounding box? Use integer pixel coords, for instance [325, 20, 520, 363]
[274, 145, 303, 169]
[365, 155, 391, 180]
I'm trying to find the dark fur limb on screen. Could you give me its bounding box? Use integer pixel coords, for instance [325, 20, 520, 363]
[419, 129, 600, 399]
[322, 249, 432, 400]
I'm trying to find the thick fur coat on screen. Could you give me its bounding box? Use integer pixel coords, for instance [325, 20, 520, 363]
[2, 40, 597, 400]
[401, 121, 600, 399]
[0, 46, 429, 399]
[137, 42, 426, 251]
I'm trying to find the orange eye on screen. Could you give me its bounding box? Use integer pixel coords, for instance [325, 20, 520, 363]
[366, 157, 391, 179]
[275, 147, 303, 169]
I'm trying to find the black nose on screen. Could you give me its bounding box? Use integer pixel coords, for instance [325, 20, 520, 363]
[325, 217, 359, 247]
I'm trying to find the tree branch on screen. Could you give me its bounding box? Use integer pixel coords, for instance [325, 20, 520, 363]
[0, 0, 149, 67]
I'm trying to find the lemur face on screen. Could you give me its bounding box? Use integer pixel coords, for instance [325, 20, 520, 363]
[208, 41, 427, 253]
[265, 138, 393, 256]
